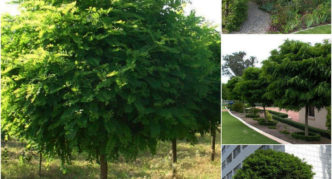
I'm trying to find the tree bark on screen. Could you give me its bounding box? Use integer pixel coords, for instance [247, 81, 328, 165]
[172, 139, 177, 178]
[263, 105, 266, 120]
[305, 105, 309, 136]
[39, 152, 42, 177]
[100, 154, 108, 179]
[211, 127, 216, 161]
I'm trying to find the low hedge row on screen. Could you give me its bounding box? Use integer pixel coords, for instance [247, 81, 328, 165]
[291, 132, 320, 141]
[272, 115, 330, 139]
[258, 118, 277, 126]
[268, 110, 288, 118]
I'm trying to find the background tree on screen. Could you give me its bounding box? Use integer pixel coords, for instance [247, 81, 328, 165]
[262, 40, 331, 136]
[234, 149, 315, 179]
[235, 67, 273, 119]
[225, 76, 242, 100]
[1, 0, 217, 178]
[222, 83, 229, 100]
[222, 51, 257, 77]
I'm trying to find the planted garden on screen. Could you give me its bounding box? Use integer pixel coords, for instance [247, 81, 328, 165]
[223, 39, 331, 143]
[1, 0, 220, 178]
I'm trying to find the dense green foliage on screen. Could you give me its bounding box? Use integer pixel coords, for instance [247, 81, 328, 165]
[1, 1, 219, 177]
[222, 0, 248, 32]
[255, 0, 331, 33]
[234, 149, 314, 179]
[291, 131, 320, 141]
[231, 101, 244, 113]
[225, 77, 242, 100]
[268, 110, 288, 118]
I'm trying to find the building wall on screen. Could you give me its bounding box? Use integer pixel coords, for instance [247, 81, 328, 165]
[298, 107, 328, 130]
[222, 145, 331, 179]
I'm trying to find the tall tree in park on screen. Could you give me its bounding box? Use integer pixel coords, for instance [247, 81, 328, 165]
[1, 0, 216, 178]
[222, 51, 257, 77]
[235, 67, 273, 119]
[234, 149, 314, 178]
[263, 40, 331, 136]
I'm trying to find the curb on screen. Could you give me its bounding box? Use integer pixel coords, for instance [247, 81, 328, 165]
[225, 107, 290, 144]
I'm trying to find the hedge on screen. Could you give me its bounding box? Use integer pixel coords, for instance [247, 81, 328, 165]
[268, 110, 288, 118]
[258, 118, 277, 126]
[291, 132, 320, 141]
[272, 115, 330, 139]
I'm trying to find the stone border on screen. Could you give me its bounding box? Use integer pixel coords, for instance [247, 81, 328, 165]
[225, 107, 290, 144]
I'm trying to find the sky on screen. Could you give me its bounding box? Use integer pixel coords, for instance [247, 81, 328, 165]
[221, 34, 331, 83]
[0, 0, 221, 30]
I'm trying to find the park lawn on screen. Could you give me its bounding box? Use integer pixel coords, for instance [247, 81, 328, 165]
[295, 24, 331, 34]
[222, 111, 279, 144]
[1, 133, 220, 179]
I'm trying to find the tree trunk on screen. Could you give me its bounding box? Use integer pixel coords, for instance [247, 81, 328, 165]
[211, 127, 216, 161]
[263, 105, 266, 120]
[172, 139, 177, 178]
[39, 152, 42, 177]
[100, 154, 108, 179]
[305, 105, 309, 136]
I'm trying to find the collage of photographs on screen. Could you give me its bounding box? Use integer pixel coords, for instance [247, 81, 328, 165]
[0, 0, 331, 179]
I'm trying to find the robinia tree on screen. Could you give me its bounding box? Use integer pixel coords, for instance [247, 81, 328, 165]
[234, 149, 315, 179]
[1, 0, 217, 178]
[235, 67, 273, 119]
[262, 40, 331, 136]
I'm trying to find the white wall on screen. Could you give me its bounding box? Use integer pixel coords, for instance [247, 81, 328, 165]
[298, 108, 328, 130]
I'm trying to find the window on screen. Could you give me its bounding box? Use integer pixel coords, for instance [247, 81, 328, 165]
[308, 106, 315, 117]
[227, 154, 232, 164]
[222, 161, 226, 170]
[233, 146, 241, 159]
[242, 145, 248, 149]
[233, 163, 242, 174]
[226, 171, 232, 179]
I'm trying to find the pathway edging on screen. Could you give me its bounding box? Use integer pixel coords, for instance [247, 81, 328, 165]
[225, 107, 290, 144]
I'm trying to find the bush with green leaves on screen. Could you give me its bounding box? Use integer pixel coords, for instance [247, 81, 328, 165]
[231, 101, 244, 113]
[234, 149, 315, 179]
[256, 0, 331, 33]
[222, 0, 248, 32]
[1, 0, 219, 178]
[291, 132, 320, 141]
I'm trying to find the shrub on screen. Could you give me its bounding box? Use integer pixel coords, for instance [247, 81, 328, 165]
[246, 114, 260, 118]
[258, 118, 277, 126]
[268, 110, 288, 118]
[234, 149, 315, 178]
[222, 0, 249, 32]
[291, 132, 320, 141]
[272, 115, 330, 138]
[303, 14, 314, 28]
[280, 130, 290, 135]
[231, 101, 244, 113]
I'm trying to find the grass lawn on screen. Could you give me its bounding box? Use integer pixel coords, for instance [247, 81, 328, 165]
[295, 24, 331, 34]
[222, 111, 279, 144]
[1, 133, 220, 179]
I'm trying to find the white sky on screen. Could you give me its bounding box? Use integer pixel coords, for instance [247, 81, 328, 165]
[222, 34, 331, 83]
[0, 0, 221, 30]
[184, 0, 221, 31]
[0, 0, 19, 15]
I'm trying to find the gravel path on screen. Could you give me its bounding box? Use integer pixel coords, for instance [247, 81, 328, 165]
[231, 1, 271, 34]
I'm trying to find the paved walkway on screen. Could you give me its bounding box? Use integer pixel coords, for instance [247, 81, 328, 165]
[231, 1, 271, 34]
[257, 107, 299, 122]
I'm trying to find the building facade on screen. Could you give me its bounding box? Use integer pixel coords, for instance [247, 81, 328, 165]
[221, 145, 331, 179]
[298, 107, 328, 130]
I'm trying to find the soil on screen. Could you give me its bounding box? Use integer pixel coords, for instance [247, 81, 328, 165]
[230, 111, 331, 144]
[231, 1, 271, 34]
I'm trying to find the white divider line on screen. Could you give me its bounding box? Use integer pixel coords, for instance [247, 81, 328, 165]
[225, 107, 290, 144]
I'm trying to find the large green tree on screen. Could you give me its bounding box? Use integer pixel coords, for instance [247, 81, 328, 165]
[234, 149, 315, 179]
[225, 76, 242, 100]
[1, 0, 217, 178]
[262, 40, 331, 136]
[235, 67, 273, 119]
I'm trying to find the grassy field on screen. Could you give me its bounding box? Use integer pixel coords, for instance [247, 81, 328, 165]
[222, 111, 278, 144]
[295, 24, 331, 34]
[1, 133, 220, 179]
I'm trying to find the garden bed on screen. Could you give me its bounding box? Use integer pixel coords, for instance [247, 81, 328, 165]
[230, 111, 331, 144]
